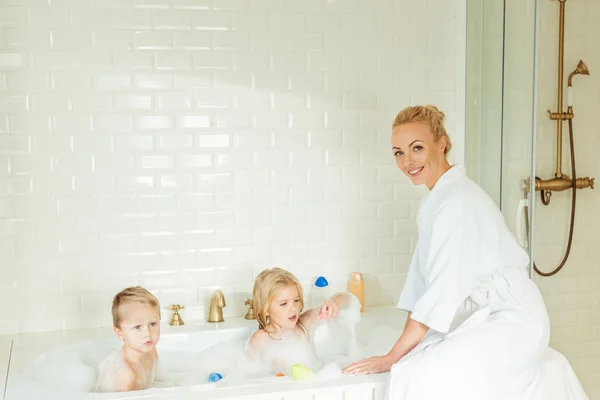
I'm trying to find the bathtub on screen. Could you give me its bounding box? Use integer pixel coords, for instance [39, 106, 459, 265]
[3, 307, 403, 400]
[3, 306, 589, 400]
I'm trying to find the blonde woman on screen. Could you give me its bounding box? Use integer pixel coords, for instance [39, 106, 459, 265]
[343, 105, 551, 400]
[246, 268, 349, 375]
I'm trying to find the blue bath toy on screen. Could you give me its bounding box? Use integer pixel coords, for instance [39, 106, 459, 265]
[208, 372, 223, 382]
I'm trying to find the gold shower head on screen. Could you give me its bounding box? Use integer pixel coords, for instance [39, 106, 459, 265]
[575, 60, 589, 75]
[568, 60, 590, 86]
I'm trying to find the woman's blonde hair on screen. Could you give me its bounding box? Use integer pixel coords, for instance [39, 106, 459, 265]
[392, 104, 452, 155]
[111, 286, 160, 327]
[252, 268, 306, 332]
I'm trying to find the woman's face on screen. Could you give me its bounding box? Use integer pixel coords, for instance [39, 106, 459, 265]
[391, 122, 449, 190]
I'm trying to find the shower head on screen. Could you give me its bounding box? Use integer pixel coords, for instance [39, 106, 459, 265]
[575, 60, 589, 75]
[568, 60, 590, 86]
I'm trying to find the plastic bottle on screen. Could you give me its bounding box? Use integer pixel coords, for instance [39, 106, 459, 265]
[347, 272, 364, 312]
[310, 276, 331, 310]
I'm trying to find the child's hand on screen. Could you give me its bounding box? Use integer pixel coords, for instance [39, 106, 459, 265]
[318, 299, 339, 320]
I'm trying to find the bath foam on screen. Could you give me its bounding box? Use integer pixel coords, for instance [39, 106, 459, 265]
[9, 294, 404, 398]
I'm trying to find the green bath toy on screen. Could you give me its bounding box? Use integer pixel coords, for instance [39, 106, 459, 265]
[290, 363, 313, 381]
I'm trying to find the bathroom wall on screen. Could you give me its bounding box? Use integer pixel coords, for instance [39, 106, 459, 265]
[0, 0, 466, 334]
[501, 0, 600, 397]
[533, 1, 600, 397]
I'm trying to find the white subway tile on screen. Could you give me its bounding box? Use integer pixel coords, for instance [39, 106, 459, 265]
[289, 33, 323, 52]
[132, 0, 171, 8]
[291, 223, 324, 243]
[175, 154, 212, 168]
[212, 31, 251, 51]
[217, 112, 252, 128]
[134, 71, 173, 89]
[114, 94, 152, 110]
[112, 52, 153, 70]
[134, 31, 173, 50]
[308, 168, 342, 185]
[251, 187, 288, 206]
[235, 208, 270, 226]
[158, 134, 193, 149]
[110, 10, 152, 30]
[290, 149, 324, 167]
[174, 31, 211, 50]
[138, 194, 178, 213]
[253, 225, 289, 244]
[254, 111, 289, 129]
[192, 11, 229, 30]
[196, 134, 230, 148]
[94, 73, 132, 90]
[176, 193, 214, 211]
[0, 7, 30, 26]
[113, 135, 153, 151]
[195, 90, 232, 108]
[159, 174, 194, 190]
[306, 14, 341, 32]
[155, 51, 193, 70]
[195, 172, 233, 191]
[135, 115, 171, 130]
[50, 29, 93, 50]
[271, 206, 306, 225]
[158, 93, 192, 110]
[117, 175, 155, 192]
[198, 211, 234, 229]
[152, 10, 192, 30]
[174, 72, 212, 88]
[139, 155, 173, 169]
[193, 52, 233, 69]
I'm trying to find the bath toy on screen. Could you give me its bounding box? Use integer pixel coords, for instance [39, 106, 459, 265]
[208, 372, 223, 382]
[276, 372, 285, 377]
[290, 363, 312, 381]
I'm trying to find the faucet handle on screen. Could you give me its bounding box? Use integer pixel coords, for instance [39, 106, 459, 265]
[168, 304, 185, 326]
[244, 298, 256, 320]
[168, 304, 185, 312]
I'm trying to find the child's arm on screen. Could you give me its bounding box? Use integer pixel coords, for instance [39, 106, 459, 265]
[300, 292, 351, 329]
[152, 350, 174, 388]
[110, 365, 137, 392]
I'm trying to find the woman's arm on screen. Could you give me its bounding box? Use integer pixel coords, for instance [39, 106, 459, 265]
[342, 314, 429, 375]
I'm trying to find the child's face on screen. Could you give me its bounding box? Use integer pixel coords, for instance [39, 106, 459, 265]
[114, 303, 161, 353]
[266, 285, 302, 330]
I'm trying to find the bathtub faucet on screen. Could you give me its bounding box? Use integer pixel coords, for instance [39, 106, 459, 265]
[207, 289, 226, 323]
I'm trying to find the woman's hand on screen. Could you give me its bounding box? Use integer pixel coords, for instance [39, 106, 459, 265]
[342, 354, 395, 375]
[318, 299, 340, 319]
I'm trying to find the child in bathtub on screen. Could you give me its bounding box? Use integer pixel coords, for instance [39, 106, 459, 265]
[96, 286, 168, 392]
[246, 268, 351, 375]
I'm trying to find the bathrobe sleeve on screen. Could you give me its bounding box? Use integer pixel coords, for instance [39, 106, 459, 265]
[409, 200, 481, 334]
[396, 249, 424, 312]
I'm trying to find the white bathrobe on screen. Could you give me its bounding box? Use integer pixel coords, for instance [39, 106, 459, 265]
[387, 165, 551, 400]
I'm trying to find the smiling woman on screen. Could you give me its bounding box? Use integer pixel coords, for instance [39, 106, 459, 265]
[342, 104, 556, 399]
[391, 105, 452, 190]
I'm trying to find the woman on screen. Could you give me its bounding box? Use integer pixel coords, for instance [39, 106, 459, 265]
[343, 105, 550, 400]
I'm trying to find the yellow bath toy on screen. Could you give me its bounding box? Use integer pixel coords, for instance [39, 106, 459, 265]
[290, 363, 313, 381]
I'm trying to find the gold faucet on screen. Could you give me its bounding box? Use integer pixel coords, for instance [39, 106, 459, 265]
[207, 289, 226, 323]
[244, 298, 256, 320]
[168, 304, 185, 326]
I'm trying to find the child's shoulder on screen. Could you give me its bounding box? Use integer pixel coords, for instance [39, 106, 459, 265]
[247, 329, 270, 352]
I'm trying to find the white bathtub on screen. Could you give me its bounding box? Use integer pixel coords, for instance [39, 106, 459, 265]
[3, 306, 589, 400]
[3, 307, 403, 400]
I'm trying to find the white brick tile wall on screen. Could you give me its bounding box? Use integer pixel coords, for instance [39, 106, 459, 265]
[0, 0, 464, 346]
